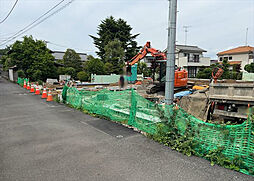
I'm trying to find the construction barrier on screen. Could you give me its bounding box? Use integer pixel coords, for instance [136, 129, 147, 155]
[15, 78, 254, 175]
[64, 86, 254, 176]
[17, 77, 29, 87]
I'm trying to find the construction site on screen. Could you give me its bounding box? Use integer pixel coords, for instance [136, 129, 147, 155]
[0, 0, 254, 180]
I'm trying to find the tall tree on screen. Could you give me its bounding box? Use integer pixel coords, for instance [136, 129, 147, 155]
[63, 49, 82, 72]
[84, 55, 105, 80]
[104, 39, 125, 74]
[6, 36, 57, 81]
[90, 16, 140, 62]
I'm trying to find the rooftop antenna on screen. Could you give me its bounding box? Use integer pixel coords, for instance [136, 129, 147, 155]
[245, 27, 248, 46]
[183, 25, 191, 45]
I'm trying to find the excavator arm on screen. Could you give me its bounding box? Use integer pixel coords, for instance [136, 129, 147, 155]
[129, 41, 166, 65]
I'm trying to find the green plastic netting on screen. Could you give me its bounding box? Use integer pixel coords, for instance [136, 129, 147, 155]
[17, 77, 29, 86]
[64, 86, 254, 175]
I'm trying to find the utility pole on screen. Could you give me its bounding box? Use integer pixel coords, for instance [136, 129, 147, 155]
[165, 0, 177, 105]
[183, 25, 191, 45]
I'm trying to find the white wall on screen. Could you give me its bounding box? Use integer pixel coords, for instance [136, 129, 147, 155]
[8, 69, 14, 81]
[176, 57, 210, 67]
[218, 53, 251, 71]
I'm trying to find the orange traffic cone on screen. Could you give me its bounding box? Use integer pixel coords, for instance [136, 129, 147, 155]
[35, 85, 40, 95]
[46, 89, 53, 102]
[27, 81, 31, 90]
[41, 87, 47, 99]
[23, 80, 27, 88]
[30, 84, 35, 93]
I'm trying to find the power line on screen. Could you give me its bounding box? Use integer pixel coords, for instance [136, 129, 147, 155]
[0, 0, 19, 24]
[0, 0, 75, 47]
[47, 41, 96, 53]
[0, 0, 66, 44]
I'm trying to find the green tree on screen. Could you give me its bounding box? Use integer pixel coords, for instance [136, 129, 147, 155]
[104, 62, 114, 74]
[137, 62, 151, 77]
[196, 61, 242, 80]
[196, 67, 213, 79]
[64, 67, 76, 79]
[90, 16, 139, 62]
[104, 39, 125, 74]
[84, 55, 105, 80]
[63, 49, 82, 73]
[57, 67, 67, 75]
[244, 63, 254, 73]
[77, 71, 89, 82]
[17, 70, 25, 78]
[6, 36, 57, 81]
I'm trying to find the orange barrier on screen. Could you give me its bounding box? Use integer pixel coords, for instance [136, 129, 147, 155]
[41, 87, 47, 99]
[30, 84, 35, 93]
[46, 89, 53, 102]
[23, 80, 27, 88]
[35, 85, 40, 95]
[26, 81, 31, 90]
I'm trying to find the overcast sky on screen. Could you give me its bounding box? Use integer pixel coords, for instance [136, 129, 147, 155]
[0, 0, 253, 59]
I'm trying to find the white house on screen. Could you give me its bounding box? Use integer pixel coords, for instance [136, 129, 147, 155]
[142, 45, 211, 78]
[175, 45, 210, 78]
[217, 46, 254, 71]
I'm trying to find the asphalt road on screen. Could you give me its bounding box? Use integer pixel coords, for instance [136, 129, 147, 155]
[0, 78, 253, 181]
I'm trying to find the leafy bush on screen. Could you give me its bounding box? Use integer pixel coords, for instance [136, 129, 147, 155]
[77, 71, 89, 82]
[57, 67, 76, 79]
[32, 70, 42, 81]
[6, 36, 57, 81]
[38, 80, 43, 85]
[65, 67, 76, 79]
[17, 70, 25, 78]
[244, 63, 254, 73]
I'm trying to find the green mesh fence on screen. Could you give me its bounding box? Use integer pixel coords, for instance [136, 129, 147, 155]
[17, 77, 29, 87]
[65, 87, 254, 175]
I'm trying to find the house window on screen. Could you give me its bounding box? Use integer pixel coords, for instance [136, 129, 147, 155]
[187, 67, 197, 78]
[220, 57, 223, 61]
[249, 54, 254, 59]
[223, 57, 228, 61]
[193, 55, 200, 62]
[229, 56, 232, 60]
[184, 53, 189, 57]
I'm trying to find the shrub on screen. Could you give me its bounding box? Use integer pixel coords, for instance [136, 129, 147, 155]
[77, 71, 89, 82]
[17, 70, 25, 78]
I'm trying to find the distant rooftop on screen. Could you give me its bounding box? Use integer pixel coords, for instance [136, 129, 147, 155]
[176, 45, 207, 53]
[51, 50, 88, 62]
[164, 44, 207, 53]
[217, 46, 254, 56]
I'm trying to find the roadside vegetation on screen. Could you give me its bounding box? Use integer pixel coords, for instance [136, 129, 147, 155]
[0, 16, 139, 82]
[196, 59, 242, 80]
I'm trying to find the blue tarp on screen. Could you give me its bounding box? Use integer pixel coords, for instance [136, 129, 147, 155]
[174, 91, 192, 99]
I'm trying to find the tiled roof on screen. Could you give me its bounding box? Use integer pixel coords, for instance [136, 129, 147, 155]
[219, 61, 241, 65]
[217, 46, 254, 56]
[176, 45, 207, 53]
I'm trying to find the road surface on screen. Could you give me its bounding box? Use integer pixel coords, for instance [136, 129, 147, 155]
[0, 78, 253, 181]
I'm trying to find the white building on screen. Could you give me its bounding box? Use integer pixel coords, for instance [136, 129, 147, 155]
[140, 44, 211, 78]
[175, 45, 210, 78]
[217, 46, 254, 71]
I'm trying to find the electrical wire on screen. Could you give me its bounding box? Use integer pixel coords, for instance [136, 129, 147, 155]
[0, 0, 19, 24]
[47, 41, 96, 53]
[0, 0, 75, 47]
[0, 0, 66, 44]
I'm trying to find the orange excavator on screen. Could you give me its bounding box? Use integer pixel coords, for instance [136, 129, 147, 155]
[126, 41, 188, 93]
